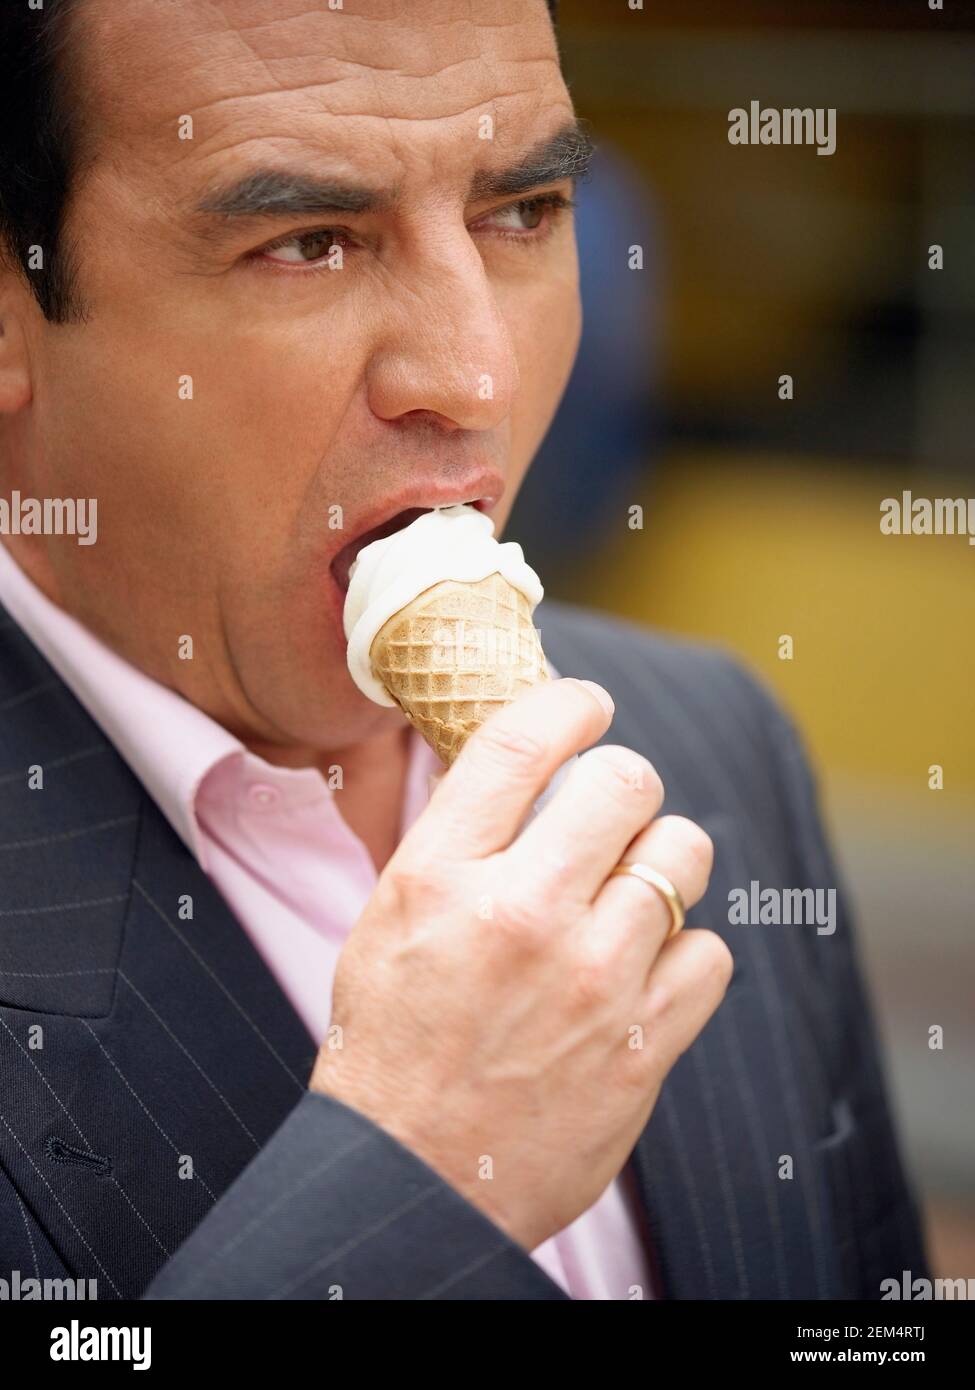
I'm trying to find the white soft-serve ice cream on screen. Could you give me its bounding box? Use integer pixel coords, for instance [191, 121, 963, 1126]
[343, 503, 544, 706]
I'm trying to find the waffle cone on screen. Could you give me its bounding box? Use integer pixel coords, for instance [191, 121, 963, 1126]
[369, 571, 548, 766]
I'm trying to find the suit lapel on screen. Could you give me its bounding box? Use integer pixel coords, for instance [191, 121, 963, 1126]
[0, 796, 319, 1298]
[0, 606, 318, 1296]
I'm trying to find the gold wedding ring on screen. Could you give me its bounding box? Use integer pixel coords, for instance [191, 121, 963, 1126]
[608, 862, 686, 939]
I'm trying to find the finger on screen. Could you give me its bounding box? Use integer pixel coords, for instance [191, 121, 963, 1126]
[581, 815, 715, 993]
[505, 744, 664, 904]
[640, 928, 734, 1075]
[396, 677, 615, 862]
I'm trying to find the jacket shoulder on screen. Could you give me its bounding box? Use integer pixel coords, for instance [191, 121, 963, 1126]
[535, 598, 785, 735]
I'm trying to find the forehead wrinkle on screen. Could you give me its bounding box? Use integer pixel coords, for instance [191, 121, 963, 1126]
[103, 57, 565, 192]
[74, 0, 558, 145]
[166, 71, 568, 177]
[65, 1, 338, 159]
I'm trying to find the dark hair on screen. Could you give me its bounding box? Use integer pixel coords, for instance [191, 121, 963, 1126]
[0, 0, 559, 326]
[0, 0, 87, 322]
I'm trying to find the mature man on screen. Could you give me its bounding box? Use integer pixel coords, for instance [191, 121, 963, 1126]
[0, 0, 928, 1300]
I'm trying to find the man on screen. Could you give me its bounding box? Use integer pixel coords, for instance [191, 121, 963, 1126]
[0, 0, 928, 1300]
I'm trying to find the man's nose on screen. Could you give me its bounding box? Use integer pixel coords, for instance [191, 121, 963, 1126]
[365, 234, 520, 431]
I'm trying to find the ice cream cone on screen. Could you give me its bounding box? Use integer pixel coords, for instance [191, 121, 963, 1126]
[369, 570, 548, 766]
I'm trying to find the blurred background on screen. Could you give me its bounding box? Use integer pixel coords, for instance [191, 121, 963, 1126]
[510, 0, 975, 1282]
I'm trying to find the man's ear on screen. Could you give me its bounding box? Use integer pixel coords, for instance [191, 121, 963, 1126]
[0, 272, 34, 415]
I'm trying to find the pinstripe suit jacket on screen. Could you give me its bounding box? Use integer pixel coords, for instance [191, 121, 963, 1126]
[0, 596, 929, 1300]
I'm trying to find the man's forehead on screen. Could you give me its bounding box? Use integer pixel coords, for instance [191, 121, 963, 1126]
[77, 0, 563, 164]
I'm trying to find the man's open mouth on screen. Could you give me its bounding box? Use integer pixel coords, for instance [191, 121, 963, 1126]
[330, 498, 495, 594]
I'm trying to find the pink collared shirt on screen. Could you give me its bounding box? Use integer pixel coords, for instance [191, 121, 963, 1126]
[0, 543, 654, 1300]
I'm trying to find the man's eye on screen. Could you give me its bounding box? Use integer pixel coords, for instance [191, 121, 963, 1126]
[251, 192, 574, 271]
[478, 193, 575, 236]
[258, 229, 349, 266]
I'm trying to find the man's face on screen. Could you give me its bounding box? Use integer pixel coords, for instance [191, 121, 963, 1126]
[5, 0, 581, 753]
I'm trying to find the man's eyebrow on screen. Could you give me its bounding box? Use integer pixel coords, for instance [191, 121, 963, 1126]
[192, 170, 390, 223]
[188, 118, 594, 233]
[468, 118, 595, 200]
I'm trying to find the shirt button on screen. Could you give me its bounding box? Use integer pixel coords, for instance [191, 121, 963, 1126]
[246, 782, 280, 811]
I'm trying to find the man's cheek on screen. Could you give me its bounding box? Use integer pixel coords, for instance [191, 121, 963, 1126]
[207, 342, 357, 458]
[516, 303, 579, 415]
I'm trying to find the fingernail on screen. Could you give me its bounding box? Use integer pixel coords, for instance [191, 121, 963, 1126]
[575, 679, 615, 718]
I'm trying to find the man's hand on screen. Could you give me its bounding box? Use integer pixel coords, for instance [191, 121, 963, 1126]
[310, 678, 732, 1252]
